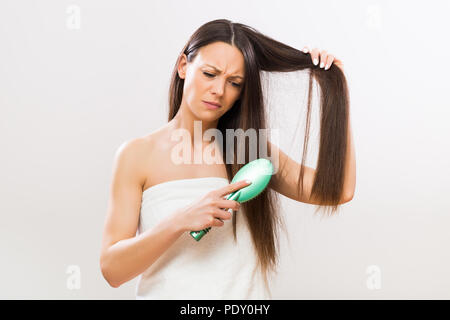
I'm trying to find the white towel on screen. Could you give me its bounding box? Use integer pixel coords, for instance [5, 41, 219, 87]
[135, 176, 271, 300]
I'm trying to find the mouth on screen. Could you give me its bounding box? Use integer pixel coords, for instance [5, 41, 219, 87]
[202, 100, 222, 110]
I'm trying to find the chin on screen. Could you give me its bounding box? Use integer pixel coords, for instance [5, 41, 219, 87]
[200, 111, 222, 122]
[191, 106, 223, 121]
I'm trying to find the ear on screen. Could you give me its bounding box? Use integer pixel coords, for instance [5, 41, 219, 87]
[177, 54, 188, 79]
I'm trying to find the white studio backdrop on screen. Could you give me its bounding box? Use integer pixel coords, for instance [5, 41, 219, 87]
[0, 0, 449, 299]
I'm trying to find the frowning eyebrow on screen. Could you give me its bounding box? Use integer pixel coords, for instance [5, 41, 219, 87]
[204, 64, 244, 79]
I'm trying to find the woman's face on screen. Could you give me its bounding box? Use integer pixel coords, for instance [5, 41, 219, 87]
[177, 41, 245, 122]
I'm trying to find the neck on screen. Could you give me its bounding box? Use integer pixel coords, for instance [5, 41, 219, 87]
[170, 104, 219, 147]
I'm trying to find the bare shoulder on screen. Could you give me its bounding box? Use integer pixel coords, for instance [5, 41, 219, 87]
[116, 125, 168, 159]
[115, 136, 151, 162]
[116, 126, 173, 189]
[112, 135, 156, 189]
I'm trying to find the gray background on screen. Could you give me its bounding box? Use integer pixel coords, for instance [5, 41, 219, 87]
[1, 0, 449, 299]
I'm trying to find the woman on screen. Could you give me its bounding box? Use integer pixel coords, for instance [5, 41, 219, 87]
[100, 19, 355, 299]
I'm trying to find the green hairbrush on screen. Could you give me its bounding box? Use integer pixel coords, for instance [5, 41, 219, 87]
[190, 158, 273, 241]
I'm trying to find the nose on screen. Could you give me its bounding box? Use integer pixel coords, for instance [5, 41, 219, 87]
[210, 78, 225, 96]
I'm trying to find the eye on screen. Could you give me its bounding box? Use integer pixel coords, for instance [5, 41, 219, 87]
[203, 72, 242, 88]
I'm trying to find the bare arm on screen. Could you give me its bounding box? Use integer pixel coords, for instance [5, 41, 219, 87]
[267, 138, 354, 205]
[99, 138, 185, 288]
[342, 116, 356, 200]
[101, 211, 185, 288]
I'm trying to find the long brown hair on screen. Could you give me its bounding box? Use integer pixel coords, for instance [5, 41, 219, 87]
[167, 19, 350, 290]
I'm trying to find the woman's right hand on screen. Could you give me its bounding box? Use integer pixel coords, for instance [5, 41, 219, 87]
[174, 180, 252, 232]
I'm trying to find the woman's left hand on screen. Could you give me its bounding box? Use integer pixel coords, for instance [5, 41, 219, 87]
[302, 46, 344, 71]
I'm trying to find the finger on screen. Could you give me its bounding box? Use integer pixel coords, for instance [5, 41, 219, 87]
[310, 47, 320, 66]
[211, 216, 225, 227]
[319, 50, 328, 69]
[216, 179, 252, 197]
[213, 208, 233, 221]
[302, 46, 309, 53]
[334, 58, 344, 69]
[216, 199, 241, 211]
[324, 54, 335, 70]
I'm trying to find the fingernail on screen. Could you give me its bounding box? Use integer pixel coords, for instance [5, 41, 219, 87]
[324, 64, 330, 70]
[313, 58, 318, 66]
[303, 48, 309, 53]
[245, 179, 252, 184]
